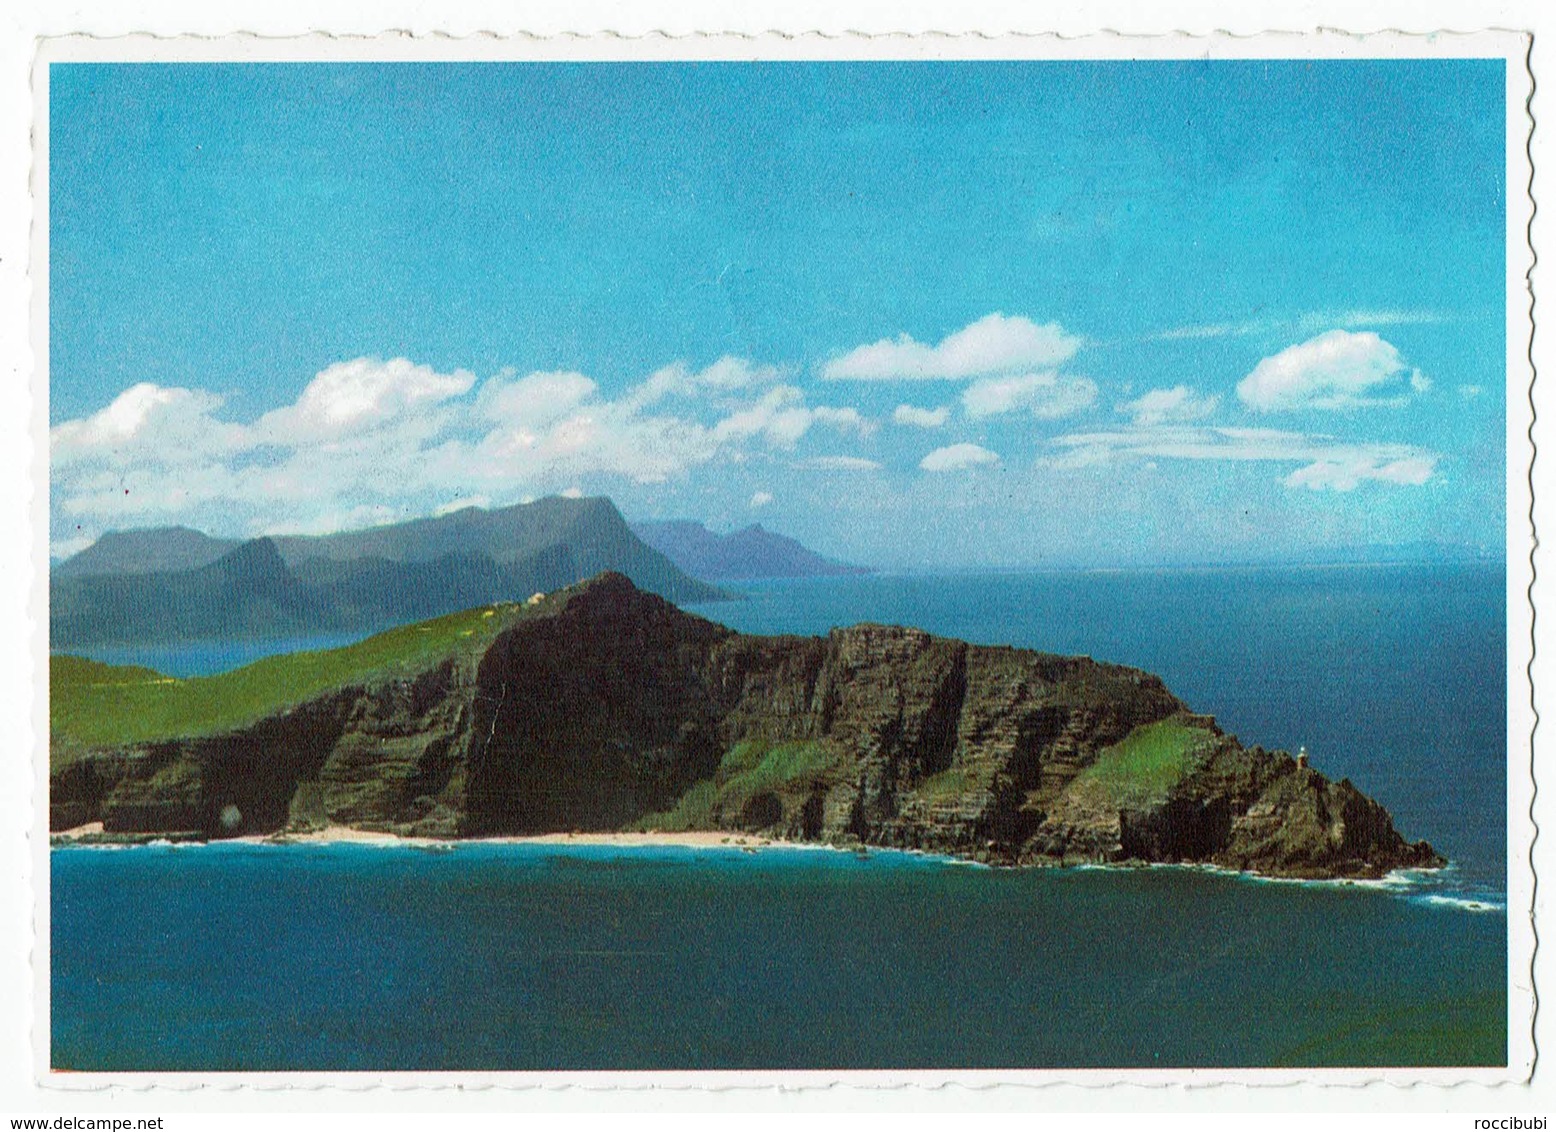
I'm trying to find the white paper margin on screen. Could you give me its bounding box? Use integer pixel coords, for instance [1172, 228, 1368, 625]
[14, 22, 1543, 1113]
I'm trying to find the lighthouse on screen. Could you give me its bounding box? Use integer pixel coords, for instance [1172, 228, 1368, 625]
[1297, 745, 1309, 768]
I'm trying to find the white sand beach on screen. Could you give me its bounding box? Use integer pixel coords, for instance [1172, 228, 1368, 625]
[50, 821, 830, 852]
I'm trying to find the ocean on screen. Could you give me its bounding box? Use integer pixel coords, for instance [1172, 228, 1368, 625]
[51, 563, 1511, 1070]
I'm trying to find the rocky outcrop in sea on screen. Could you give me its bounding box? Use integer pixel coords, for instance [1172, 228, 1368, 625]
[50, 573, 1443, 879]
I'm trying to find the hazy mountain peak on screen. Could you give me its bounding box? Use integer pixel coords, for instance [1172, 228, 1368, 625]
[630, 519, 871, 582]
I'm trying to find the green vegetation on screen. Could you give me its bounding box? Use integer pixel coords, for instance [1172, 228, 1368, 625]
[626, 780, 718, 833]
[716, 738, 770, 780]
[635, 737, 839, 831]
[715, 737, 836, 814]
[916, 766, 975, 800]
[1077, 716, 1213, 806]
[51, 601, 534, 749]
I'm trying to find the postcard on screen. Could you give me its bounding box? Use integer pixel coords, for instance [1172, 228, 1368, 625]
[23, 24, 1540, 1108]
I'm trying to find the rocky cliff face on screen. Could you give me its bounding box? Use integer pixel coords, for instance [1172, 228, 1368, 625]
[50, 573, 1443, 879]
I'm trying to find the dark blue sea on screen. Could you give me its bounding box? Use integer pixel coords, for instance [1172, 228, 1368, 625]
[53, 564, 1510, 1070]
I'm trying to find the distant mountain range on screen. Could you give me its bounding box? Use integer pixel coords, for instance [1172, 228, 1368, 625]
[629, 520, 872, 581]
[51, 497, 726, 648]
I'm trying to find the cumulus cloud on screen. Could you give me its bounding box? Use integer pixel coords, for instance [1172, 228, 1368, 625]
[893, 404, 951, 428]
[626, 355, 785, 410]
[462, 398, 719, 486]
[50, 382, 245, 468]
[920, 443, 1000, 472]
[823, 313, 1082, 381]
[256, 357, 476, 442]
[50, 354, 873, 551]
[475, 370, 597, 428]
[1237, 330, 1426, 412]
[811, 406, 876, 435]
[1119, 385, 1221, 426]
[962, 372, 1098, 420]
[712, 386, 813, 447]
[749, 491, 774, 508]
[1047, 422, 1438, 492]
[712, 387, 874, 448]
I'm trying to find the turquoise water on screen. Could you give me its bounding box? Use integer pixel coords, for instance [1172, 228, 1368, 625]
[52, 564, 1510, 1069]
[63, 631, 366, 679]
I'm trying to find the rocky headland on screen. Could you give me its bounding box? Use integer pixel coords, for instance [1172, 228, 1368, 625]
[49, 572, 1443, 879]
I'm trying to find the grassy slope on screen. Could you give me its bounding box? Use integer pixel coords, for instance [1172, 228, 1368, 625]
[637, 719, 1211, 834]
[55, 591, 1203, 835]
[52, 600, 536, 749]
[629, 737, 838, 832]
[1075, 716, 1214, 807]
[916, 766, 975, 800]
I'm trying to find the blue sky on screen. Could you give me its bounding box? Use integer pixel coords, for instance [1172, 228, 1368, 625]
[49, 60, 1508, 568]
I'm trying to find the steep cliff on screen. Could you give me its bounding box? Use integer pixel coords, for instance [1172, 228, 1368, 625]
[50, 572, 1443, 879]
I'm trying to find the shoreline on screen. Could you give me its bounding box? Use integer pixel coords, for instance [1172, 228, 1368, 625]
[45, 823, 1494, 905]
[49, 822, 831, 853]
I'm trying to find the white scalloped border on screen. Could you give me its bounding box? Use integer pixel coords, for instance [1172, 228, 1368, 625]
[16, 25, 1541, 1106]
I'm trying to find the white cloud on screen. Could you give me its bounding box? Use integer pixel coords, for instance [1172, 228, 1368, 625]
[1284, 455, 1435, 491]
[627, 356, 784, 409]
[50, 354, 880, 548]
[1328, 309, 1448, 330]
[50, 382, 245, 468]
[476, 370, 597, 428]
[1119, 385, 1221, 426]
[749, 491, 774, 509]
[962, 372, 1097, 420]
[823, 313, 1082, 381]
[265, 503, 408, 538]
[1460, 384, 1485, 399]
[1047, 422, 1438, 492]
[698, 355, 783, 391]
[799, 455, 882, 472]
[50, 534, 96, 560]
[1237, 330, 1426, 412]
[1152, 319, 1273, 342]
[434, 495, 492, 516]
[811, 406, 876, 436]
[256, 357, 476, 441]
[712, 387, 874, 448]
[1153, 309, 1447, 343]
[893, 404, 951, 428]
[713, 386, 816, 447]
[920, 443, 1000, 472]
[462, 401, 719, 486]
